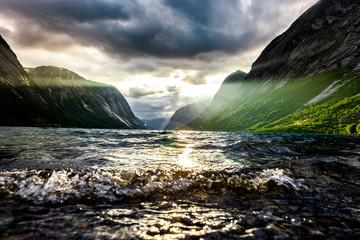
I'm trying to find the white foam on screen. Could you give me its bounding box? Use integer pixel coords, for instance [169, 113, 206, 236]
[0, 167, 308, 204]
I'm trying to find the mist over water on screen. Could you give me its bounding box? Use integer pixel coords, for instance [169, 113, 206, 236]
[0, 127, 359, 239]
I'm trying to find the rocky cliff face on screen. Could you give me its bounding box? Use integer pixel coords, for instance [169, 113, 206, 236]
[188, 0, 360, 134]
[246, 0, 360, 80]
[0, 35, 143, 129]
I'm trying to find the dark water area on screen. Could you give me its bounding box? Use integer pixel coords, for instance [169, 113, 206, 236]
[0, 127, 359, 239]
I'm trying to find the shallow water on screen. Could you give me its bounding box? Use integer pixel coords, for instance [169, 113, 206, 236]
[0, 127, 359, 239]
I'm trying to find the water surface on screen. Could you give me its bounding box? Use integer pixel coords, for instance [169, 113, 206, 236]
[0, 127, 359, 239]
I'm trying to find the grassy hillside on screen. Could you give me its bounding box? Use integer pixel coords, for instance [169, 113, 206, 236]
[257, 72, 360, 134]
[189, 70, 360, 134]
[188, 0, 360, 134]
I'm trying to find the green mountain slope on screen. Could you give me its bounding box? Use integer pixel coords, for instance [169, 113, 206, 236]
[188, 0, 360, 134]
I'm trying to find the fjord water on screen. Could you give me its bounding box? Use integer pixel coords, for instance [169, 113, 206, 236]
[0, 127, 359, 239]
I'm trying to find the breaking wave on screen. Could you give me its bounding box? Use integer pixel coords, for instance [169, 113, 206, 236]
[0, 167, 308, 204]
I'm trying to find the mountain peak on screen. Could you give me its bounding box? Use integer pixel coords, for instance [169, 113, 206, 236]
[29, 66, 86, 81]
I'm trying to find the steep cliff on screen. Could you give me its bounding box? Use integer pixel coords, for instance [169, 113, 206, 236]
[188, 0, 360, 134]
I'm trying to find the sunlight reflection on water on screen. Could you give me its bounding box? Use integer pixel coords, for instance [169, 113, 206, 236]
[177, 145, 196, 168]
[174, 131, 197, 168]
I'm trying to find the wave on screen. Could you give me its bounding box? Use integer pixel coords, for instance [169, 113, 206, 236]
[0, 167, 308, 204]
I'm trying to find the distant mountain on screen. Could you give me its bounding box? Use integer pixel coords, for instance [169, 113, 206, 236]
[188, 0, 360, 134]
[0, 35, 143, 129]
[165, 100, 210, 130]
[188, 71, 246, 128]
[142, 118, 169, 130]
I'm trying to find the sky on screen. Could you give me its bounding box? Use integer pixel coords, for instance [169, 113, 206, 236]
[0, 0, 318, 120]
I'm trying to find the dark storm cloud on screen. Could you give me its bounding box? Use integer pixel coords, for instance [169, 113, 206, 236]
[1, 0, 132, 23]
[0, 0, 285, 58]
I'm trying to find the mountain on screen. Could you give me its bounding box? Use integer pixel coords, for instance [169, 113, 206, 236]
[0, 35, 143, 129]
[188, 0, 360, 134]
[188, 71, 246, 128]
[27, 66, 144, 129]
[165, 99, 211, 130]
[142, 118, 169, 130]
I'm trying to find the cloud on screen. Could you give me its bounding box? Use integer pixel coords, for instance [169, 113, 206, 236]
[181, 73, 207, 85]
[166, 86, 181, 94]
[125, 84, 187, 119]
[0, 0, 317, 59]
[125, 86, 164, 98]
